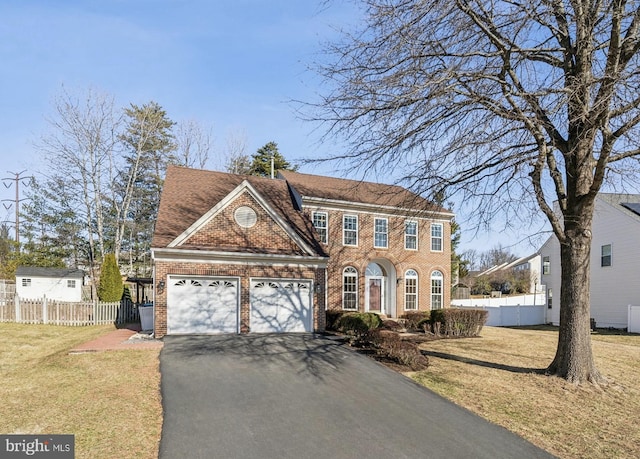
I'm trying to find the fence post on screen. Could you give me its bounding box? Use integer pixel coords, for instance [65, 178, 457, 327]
[43, 295, 48, 324]
[14, 295, 20, 322]
[93, 299, 98, 326]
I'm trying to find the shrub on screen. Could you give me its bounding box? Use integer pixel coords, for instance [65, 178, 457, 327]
[429, 308, 488, 337]
[336, 312, 382, 336]
[380, 319, 403, 331]
[325, 310, 346, 331]
[98, 254, 124, 302]
[400, 311, 431, 331]
[365, 329, 429, 371]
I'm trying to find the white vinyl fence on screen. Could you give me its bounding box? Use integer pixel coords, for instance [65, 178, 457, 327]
[628, 305, 640, 333]
[0, 296, 139, 326]
[452, 293, 546, 327]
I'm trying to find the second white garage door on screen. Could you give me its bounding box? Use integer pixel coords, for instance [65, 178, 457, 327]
[167, 276, 239, 334]
[250, 279, 313, 333]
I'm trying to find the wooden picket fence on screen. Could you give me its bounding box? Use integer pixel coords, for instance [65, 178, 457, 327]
[0, 296, 140, 326]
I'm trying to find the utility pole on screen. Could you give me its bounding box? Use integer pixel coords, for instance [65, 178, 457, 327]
[2, 170, 32, 245]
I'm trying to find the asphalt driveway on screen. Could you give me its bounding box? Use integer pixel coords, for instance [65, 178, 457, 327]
[159, 334, 555, 459]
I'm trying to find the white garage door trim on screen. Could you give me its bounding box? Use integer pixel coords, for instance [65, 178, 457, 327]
[167, 275, 239, 334]
[250, 278, 313, 333]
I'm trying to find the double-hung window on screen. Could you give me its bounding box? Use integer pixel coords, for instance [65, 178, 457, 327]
[312, 211, 328, 244]
[542, 256, 550, 275]
[431, 223, 443, 251]
[405, 221, 418, 250]
[343, 215, 358, 246]
[374, 217, 388, 248]
[431, 270, 443, 310]
[342, 267, 358, 310]
[601, 244, 612, 267]
[404, 269, 418, 310]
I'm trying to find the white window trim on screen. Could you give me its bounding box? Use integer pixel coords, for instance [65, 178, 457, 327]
[312, 211, 328, 244]
[431, 270, 443, 310]
[405, 220, 418, 250]
[343, 215, 359, 246]
[373, 217, 388, 249]
[431, 223, 443, 252]
[342, 266, 358, 310]
[404, 269, 419, 311]
[601, 244, 612, 267]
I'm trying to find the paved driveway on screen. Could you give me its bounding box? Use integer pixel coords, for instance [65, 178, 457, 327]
[159, 334, 555, 459]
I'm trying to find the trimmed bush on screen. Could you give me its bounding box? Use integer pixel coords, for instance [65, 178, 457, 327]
[429, 308, 488, 337]
[336, 312, 382, 336]
[400, 311, 431, 331]
[366, 329, 429, 370]
[325, 310, 346, 331]
[380, 319, 403, 331]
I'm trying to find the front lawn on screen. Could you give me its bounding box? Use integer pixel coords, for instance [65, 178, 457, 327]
[0, 323, 162, 459]
[412, 326, 640, 459]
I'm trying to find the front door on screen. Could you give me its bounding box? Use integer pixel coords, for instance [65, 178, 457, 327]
[367, 277, 384, 313]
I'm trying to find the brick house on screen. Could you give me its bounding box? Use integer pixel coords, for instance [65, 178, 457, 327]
[151, 165, 453, 337]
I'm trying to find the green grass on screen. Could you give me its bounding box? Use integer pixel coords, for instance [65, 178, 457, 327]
[0, 323, 162, 459]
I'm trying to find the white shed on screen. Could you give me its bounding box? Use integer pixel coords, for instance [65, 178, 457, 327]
[15, 267, 85, 302]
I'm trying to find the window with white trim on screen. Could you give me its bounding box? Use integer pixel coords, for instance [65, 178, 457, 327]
[22, 278, 31, 287]
[343, 215, 358, 246]
[431, 223, 443, 251]
[312, 211, 328, 244]
[342, 267, 358, 310]
[374, 217, 388, 248]
[601, 244, 612, 267]
[405, 269, 418, 310]
[431, 270, 443, 310]
[405, 221, 418, 250]
[67, 280, 76, 288]
[542, 256, 550, 275]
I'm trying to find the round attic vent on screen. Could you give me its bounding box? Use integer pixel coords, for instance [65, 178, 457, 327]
[234, 206, 257, 228]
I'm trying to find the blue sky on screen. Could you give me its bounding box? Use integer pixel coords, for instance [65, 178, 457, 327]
[0, 0, 537, 256]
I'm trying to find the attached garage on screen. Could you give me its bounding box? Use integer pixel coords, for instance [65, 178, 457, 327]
[250, 279, 313, 333]
[166, 275, 239, 334]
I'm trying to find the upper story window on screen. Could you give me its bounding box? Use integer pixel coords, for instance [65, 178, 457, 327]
[405, 221, 418, 250]
[312, 211, 328, 244]
[404, 269, 418, 310]
[431, 223, 443, 251]
[374, 217, 388, 248]
[343, 215, 358, 246]
[22, 278, 31, 287]
[67, 280, 76, 288]
[542, 256, 550, 275]
[601, 244, 612, 267]
[342, 266, 358, 310]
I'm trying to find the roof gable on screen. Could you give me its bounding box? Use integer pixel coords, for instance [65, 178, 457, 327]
[152, 166, 326, 257]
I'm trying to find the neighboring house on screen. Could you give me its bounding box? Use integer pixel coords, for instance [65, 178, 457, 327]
[474, 253, 542, 294]
[540, 193, 640, 329]
[15, 267, 85, 302]
[151, 166, 453, 337]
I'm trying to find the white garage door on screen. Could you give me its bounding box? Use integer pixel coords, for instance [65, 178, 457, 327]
[167, 276, 239, 334]
[250, 279, 313, 333]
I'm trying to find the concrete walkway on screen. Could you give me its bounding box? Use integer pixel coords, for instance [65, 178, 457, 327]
[69, 326, 163, 353]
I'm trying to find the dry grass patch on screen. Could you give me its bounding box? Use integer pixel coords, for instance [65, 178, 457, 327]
[0, 323, 162, 459]
[411, 326, 640, 459]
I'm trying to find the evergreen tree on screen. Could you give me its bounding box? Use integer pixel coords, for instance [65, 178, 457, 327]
[248, 142, 298, 177]
[98, 253, 124, 302]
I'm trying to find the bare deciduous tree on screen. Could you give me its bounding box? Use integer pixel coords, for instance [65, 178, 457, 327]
[175, 119, 214, 169]
[223, 128, 251, 174]
[310, 0, 640, 384]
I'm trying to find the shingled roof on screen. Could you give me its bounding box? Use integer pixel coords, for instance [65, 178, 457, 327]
[278, 170, 451, 215]
[152, 166, 326, 255]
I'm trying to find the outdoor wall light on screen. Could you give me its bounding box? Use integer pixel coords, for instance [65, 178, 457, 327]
[157, 280, 166, 292]
[396, 278, 404, 285]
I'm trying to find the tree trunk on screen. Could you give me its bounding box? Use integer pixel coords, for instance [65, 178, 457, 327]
[547, 226, 605, 384]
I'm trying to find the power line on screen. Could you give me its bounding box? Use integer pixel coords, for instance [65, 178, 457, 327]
[2, 170, 33, 245]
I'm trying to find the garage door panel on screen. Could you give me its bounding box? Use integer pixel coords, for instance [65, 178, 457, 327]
[167, 277, 238, 334]
[250, 280, 312, 333]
